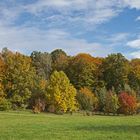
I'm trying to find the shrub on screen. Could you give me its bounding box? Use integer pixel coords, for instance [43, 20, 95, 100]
[0, 98, 11, 111]
[103, 91, 119, 115]
[33, 98, 46, 113]
[47, 105, 55, 113]
[77, 87, 98, 111]
[118, 92, 137, 115]
[96, 87, 107, 111]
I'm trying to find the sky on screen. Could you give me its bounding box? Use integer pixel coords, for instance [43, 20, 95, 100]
[0, 0, 140, 59]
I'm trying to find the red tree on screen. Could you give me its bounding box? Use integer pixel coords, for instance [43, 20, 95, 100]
[118, 92, 137, 115]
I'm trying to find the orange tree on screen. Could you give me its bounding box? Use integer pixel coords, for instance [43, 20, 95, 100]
[118, 92, 137, 115]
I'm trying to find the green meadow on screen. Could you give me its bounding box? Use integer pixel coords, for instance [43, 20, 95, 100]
[0, 111, 140, 140]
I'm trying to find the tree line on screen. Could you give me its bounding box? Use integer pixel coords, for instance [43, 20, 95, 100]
[0, 48, 140, 115]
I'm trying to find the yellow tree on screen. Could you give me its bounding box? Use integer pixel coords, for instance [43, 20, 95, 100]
[47, 71, 77, 113]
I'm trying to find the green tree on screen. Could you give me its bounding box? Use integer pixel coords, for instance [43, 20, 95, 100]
[51, 49, 69, 72]
[103, 91, 119, 115]
[77, 87, 98, 111]
[0, 82, 11, 110]
[96, 87, 107, 111]
[31, 78, 47, 113]
[2, 50, 36, 109]
[47, 71, 77, 113]
[0, 55, 11, 110]
[67, 53, 101, 89]
[101, 53, 130, 92]
[128, 59, 140, 100]
[31, 51, 52, 80]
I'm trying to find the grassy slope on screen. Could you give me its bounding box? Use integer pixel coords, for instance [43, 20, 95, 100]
[0, 111, 140, 140]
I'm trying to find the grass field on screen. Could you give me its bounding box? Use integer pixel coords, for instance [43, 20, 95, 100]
[0, 111, 140, 140]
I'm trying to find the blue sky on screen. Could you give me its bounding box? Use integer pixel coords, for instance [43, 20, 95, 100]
[0, 0, 140, 58]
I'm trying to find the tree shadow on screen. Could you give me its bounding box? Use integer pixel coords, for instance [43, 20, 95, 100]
[76, 125, 140, 134]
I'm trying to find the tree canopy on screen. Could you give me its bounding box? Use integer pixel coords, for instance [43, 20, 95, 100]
[0, 48, 139, 115]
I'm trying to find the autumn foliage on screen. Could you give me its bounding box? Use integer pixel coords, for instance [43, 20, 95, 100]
[103, 91, 119, 114]
[77, 87, 98, 111]
[118, 92, 137, 115]
[47, 71, 77, 113]
[0, 48, 140, 115]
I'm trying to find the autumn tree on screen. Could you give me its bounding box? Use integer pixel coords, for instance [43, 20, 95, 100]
[77, 87, 98, 111]
[118, 92, 137, 115]
[67, 53, 101, 89]
[103, 91, 119, 115]
[101, 53, 130, 92]
[0, 56, 5, 97]
[31, 77, 47, 113]
[0, 55, 11, 110]
[96, 87, 107, 111]
[0, 75, 11, 110]
[47, 71, 77, 113]
[51, 49, 69, 72]
[128, 59, 140, 100]
[2, 49, 37, 109]
[31, 51, 52, 80]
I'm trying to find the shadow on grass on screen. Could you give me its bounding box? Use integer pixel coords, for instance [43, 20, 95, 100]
[76, 125, 140, 134]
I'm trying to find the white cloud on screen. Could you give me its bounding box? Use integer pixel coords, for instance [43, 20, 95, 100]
[0, 0, 140, 58]
[127, 39, 140, 49]
[122, 0, 140, 9]
[0, 0, 139, 29]
[0, 25, 112, 57]
[24, 0, 122, 28]
[0, 0, 140, 28]
[107, 33, 129, 42]
[130, 51, 140, 58]
[127, 38, 140, 58]
[0, 0, 124, 29]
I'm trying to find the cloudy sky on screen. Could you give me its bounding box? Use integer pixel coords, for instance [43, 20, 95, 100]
[0, 0, 140, 58]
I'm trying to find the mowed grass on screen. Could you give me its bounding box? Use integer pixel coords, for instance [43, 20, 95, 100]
[0, 111, 140, 140]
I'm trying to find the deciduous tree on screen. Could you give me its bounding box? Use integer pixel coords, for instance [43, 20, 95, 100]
[47, 71, 77, 113]
[103, 91, 119, 115]
[31, 51, 52, 80]
[51, 49, 69, 72]
[118, 92, 137, 115]
[2, 50, 36, 109]
[101, 53, 130, 92]
[77, 87, 98, 111]
[67, 53, 101, 89]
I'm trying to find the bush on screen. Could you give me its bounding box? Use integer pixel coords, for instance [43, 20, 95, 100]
[118, 92, 137, 115]
[103, 91, 119, 115]
[33, 98, 46, 113]
[0, 98, 11, 111]
[96, 87, 107, 111]
[47, 105, 55, 113]
[77, 87, 98, 111]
